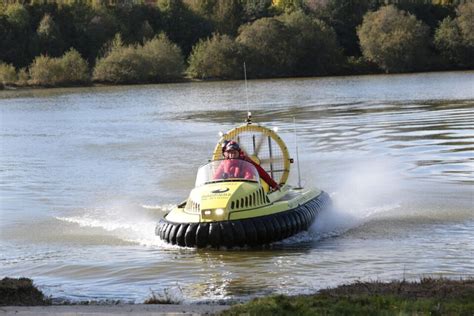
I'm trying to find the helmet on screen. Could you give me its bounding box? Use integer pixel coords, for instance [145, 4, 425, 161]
[224, 140, 240, 152]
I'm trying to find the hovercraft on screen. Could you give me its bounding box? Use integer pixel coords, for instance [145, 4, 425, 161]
[156, 117, 330, 248]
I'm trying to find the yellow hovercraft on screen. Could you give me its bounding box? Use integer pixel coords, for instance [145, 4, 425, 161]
[156, 117, 330, 248]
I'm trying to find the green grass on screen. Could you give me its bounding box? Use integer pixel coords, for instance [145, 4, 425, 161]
[221, 278, 474, 316]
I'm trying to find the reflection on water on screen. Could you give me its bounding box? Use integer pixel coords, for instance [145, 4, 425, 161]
[0, 71, 473, 302]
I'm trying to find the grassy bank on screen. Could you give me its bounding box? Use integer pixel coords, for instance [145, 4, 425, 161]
[222, 278, 474, 316]
[2, 277, 473, 315]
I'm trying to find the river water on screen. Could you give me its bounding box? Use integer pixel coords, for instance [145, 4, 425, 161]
[0, 71, 473, 303]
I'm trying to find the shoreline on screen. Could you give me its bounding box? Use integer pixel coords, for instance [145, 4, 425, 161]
[2, 277, 473, 315]
[1, 69, 472, 92]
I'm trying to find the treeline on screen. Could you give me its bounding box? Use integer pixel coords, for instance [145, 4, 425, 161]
[0, 0, 473, 87]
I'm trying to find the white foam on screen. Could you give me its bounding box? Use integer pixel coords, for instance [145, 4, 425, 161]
[55, 202, 175, 247]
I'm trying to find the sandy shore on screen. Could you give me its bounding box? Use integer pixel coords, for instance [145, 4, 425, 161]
[0, 304, 230, 316]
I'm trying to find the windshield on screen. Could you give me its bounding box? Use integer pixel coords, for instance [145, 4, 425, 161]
[195, 159, 260, 187]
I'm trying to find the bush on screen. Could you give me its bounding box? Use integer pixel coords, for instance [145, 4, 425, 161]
[59, 49, 90, 84]
[357, 5, 430, 73]
[29, 55, 62, 86]
[237, 17, 294, 78]
[187, 34, 244, 79]
[0, 62, 17, 85]
[17, 68, 29, 86]
[434, 3, 474, 67]
[278, 11, 344, 76]
[29, 49, 90, 86]
[139, 33, 185, 82]
[93, 33, 184, 84]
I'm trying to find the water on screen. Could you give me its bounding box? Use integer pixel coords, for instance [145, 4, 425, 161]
[0, 71, 473, 303]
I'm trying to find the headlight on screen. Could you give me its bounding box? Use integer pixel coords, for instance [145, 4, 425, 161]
[215, 208, 225, 216]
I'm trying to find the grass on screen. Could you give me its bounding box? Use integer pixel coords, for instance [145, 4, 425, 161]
[144, 287, 183, 305]
[221, 278, 474, 316]
[0, 277, 51, 306]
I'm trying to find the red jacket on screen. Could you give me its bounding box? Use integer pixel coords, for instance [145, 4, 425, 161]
[241, 154, 279, 190]
[213, 159, 256, 180]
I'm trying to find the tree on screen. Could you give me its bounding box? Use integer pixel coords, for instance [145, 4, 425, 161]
[237, 17, 294, 77]
[158, 0, 213, 56]
[309, 0, 375, 57]
[140, 20, 155, 42]
[357, 5, 430, 73]
[434, 3, 474, 67]
[37, 13, 64, 56]
[140, 33, 185, 82]
[4, 3, 30, 29]
[59, 48, 90, 84]
[187, 34, 244, 79]
[241, 0, 273, 22]
[29, 49, 90, 86]
[0, 62, 17, 85]
[93, 33, 184, 84]
[279, 10, 344, 76]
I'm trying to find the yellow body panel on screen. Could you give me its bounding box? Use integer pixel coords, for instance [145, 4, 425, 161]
[165, 179, 321, 223]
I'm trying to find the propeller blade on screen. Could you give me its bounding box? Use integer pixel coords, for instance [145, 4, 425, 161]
[259, 157, 279, 165]
[253, 134, 266, 156]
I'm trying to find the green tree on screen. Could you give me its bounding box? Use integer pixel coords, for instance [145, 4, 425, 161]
[37, 13, 64, 56]
[140, 20, 155, 42]
[279, 10, 344, 75]
[241, 0, 273, 22]
[139, 33, 185, 82]
[357, 5, 430, 73]
[28, 55, 63, 86]
[29, 49, 90, 86]
[4, 3, 30, 29]
[0, 62, 17, 85]
[187, 34, 244, 79]
[59, 48, 90, 84]
[434, 3, 474, 67]
[159, 0, 213, 56]
[309, 0, 375, 57]
[272, 0, 305, 13]
[93, 33, 184, 83]
[237, 17, 294, 77]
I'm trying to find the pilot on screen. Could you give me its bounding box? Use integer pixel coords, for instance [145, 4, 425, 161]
[216, 140, 280, 190]
[213, 141, 255, 180]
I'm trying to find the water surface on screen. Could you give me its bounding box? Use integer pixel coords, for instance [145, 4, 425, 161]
[0, 71, 473, 303]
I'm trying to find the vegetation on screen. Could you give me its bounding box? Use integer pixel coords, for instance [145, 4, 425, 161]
[435, 2, 474, 67]
[222, 278, 474, 316]
[357, 5, 431, 73]
[0, 277, 51, 306]
[29, 48, 90, 86]
[0, 62, 17, 85]
[93, 33, 184, 84]
[0, 0, 471, 87]
[187, 34, 244, 79]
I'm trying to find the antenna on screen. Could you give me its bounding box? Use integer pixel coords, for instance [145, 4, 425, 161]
[294, 117, 302, 189]
[244, 62, 251, 124]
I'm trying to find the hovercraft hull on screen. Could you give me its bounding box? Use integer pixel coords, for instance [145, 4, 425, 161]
[156, 191, 330, 248]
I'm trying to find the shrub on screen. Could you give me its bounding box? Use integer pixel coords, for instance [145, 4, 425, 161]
[279, 11, 344, 76]
[0, 62, 17, 85]
[29, 49, 90, 86]
[357, 5, 430, 73]
[187, 34, 244, 79]
[434, 3, 474, 67]
[93, 33, 184, 84]
[139, 33, 185, 82]
[17, 67, 29, 86]
[59, 49, 90, 84]
[237, 17, 294, 78]
[29, 55, 63, 86]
